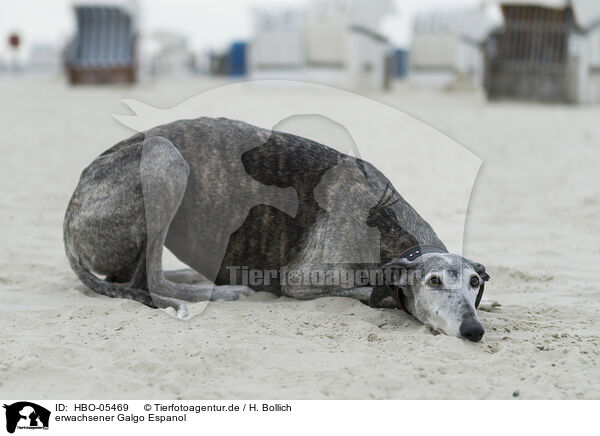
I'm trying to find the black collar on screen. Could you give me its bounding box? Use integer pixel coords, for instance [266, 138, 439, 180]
[399, 244, 447, 261]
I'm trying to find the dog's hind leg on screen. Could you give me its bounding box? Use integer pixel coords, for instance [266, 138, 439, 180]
[64, 140, 188, 315]
[162, 269, 255, 299]
[140, 137, 254, 303]
[161, 269, 253, 299]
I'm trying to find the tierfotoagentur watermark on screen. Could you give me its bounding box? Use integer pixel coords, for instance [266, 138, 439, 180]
[226, 265, 471, 290]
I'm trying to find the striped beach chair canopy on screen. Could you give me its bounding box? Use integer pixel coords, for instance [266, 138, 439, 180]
[68, 4, 136, 68]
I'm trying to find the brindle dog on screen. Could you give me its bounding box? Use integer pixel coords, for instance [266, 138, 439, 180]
[64, 117, 489, 341]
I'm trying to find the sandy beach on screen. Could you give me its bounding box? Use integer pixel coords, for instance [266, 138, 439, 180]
[0, 76, 598, 399]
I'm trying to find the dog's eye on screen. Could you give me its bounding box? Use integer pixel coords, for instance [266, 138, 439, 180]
[428, 275, 442, 287]
[470, 275, 480, 288]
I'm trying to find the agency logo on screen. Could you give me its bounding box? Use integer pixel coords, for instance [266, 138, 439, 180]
[3, 402, 50, 434]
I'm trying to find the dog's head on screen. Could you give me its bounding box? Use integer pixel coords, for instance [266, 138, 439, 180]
[371, 253, 490, 341]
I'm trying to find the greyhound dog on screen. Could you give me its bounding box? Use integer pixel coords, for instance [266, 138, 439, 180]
[64, 117, 490, 341]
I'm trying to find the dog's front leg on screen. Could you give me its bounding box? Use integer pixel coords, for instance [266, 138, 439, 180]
[283, 285, 373, 304]
[283, 285, 399, 308]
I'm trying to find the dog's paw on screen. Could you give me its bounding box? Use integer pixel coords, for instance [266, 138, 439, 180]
[176, 303, 189, 319]
[478, 299, 502, 312]
[160, 301, 189, 319]
[211, 285, 255, 301]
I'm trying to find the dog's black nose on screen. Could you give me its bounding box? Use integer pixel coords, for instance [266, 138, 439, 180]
[460, 318, 484, 342]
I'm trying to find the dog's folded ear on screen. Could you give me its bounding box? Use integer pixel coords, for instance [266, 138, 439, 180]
[369, 258, 413, 308]
[475, 263, 490, 281]
[465, 258, 490, 281]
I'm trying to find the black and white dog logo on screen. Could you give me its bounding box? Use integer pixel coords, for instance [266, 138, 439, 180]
[3, 402, 50, 433]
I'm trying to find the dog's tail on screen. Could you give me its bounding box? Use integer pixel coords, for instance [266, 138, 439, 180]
[65, 248, 159, 308]
[63, 224, 159, 308]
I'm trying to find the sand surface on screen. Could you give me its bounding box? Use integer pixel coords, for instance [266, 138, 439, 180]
[0, 76, 598, 399]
